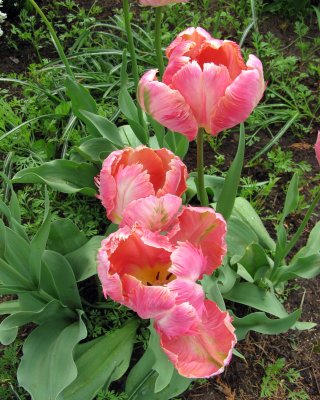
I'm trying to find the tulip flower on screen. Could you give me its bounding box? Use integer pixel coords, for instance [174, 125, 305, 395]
[138, 27, 265, 140]
[95, 147, 187, 224]
[139, 0, 188, 5]
[315, 131, 320, 165]
[97, 223, 235, 378]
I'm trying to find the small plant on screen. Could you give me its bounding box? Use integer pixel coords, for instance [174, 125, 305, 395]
[260, 358, 309, 399]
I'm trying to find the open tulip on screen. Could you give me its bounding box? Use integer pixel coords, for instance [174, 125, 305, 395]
[138, 27, 265, 140]
[97, 224, 235, 377]
[315, 131, 320, 165]
[95, 147, 187, 223]
[139, 0, 188, 5]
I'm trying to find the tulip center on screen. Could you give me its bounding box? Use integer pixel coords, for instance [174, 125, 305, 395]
[132, 264, 175, 287]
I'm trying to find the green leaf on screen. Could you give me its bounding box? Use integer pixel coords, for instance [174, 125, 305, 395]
[77, 110, 123, 147]
[216, 262, 238, 294]
[164, 131, 189, 159]
[18, 315, 87, 400]
[282, 172, 299, 221]
[273, 254, 320, 284]
[75, 137, 117, 162]
[0, 300, 20, 315]
[118, 125, 142, 147]
[59, 320, 138, 400]
[232, 197, 276, 251]
[223, 282, 288, 318]
[227, 216, 258, 258]
[202, 275, 226, 311]
[293, 221, 320, 259]
[235, 243, 271, 281]
[48, 219, 87, 255]
[12, 160, 98, 196]
[66, 78, 98, 116]
[65, 236, 104, 281]
[216, 123, 245, 220]
[41, 250, 82, 309]
[233, 310, 301, 341]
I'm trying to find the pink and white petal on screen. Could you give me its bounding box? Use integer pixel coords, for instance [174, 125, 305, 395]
[166, 27, 212, 59]
[162, 55, 190, 86]
[96, 170, 117, 221]
[121, 274, 175, 319]
[154, 302, 200, 337]
[138, 70, 198, 140]
[167, 279, 205, 312]
[121, 194, 182, 233]
[315, 131, 320, 165]
[112, 164, 155, 223]
[210, 68, 265, 136]
[171, 207, 227, 275]
[169, 241, 207, 281]
[247, 54, 264, 87]
[158, 300, 236, 378]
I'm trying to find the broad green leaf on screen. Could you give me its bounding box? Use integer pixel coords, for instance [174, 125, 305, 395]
[65, 236, 104, 281]
[233, 309, 301, 340]
[77, 110, 123, 147]
[235, 243, 271, 281]
[223, 282, 288, 318]
[66, 78, 98, 116]
[186, 174, 224, 204]
[202, 275, 226, 311]
[12, 160, 98, 196]
[75, 137, 117, 162]
[232, 197, 276, 251]
[148, 116, 165, 148]
[41, 250, 82, 309]
[0, 202, 28, 241]
[216, 123, 245, 220]
[216, 262, 238, 294]
[293, 221, 320, 259]
[48, 219, 87, 255]
[0, 254, 33, 289]
[0, 300, 20, 315]
[282, 172, 299, 221]
[227, 216, 258, 258]
[118, 124, 142, 147]
[18, 315, 87, 400]
[273, 254, 320, 284]
[0, 301, 62, 345]
[58, 320, 138, 400]
[164, 131, 189, 159]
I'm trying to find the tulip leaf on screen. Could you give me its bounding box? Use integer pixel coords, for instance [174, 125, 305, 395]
[233, 309, 301, 340]
[0, 300, 21, 315]
[235, 243, 271, 281]
[223, 282, 288, 318]
[216, 123, 245, 220]
[282, 172, 300, 221]
[47, 219, 87, 255]
[58, 320, 138, 400]
[12, 160, 98, 196]
[231, 197, 276, 251]
[273, 254, 320, 285]
[18, 314, 87, 400]
[292, 221, 320, 259]
[75, 137, 117, 162]
[65, 235, 104, 281]
[227, 216, 258, 258]
[65, 77, 98, 116]
[118, 124, 142, 147]
[164, 131, 189, 159]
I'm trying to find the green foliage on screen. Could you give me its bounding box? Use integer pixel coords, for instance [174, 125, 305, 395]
[260, 358, 309, 399]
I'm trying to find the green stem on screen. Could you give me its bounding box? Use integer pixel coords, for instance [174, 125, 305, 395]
[154, 7, 165, 79]
[122, 0, 145, 128]
[197, 128, 209, 206]
[28, 0, 74, 78]
[273, 188, 320, 272]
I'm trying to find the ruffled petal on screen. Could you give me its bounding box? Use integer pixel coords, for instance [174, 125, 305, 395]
[95, 170, 117, 221]
[167, 279, 205, 312]
[138, 70, 198, 140]
[170, 207, 227, 275]
[158, 300, 236, 378]
[120, 194, 182, 233]
[166, 27, 212, 59]
[210, 66, 265, 136]
[111, 164, 155, 223]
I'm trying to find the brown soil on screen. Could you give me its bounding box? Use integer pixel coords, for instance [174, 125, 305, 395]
[0, 1, 319, 399]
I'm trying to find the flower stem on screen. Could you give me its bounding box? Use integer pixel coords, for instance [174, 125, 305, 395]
[122, 0, 145, 128]
[28, 0, 74, 78]
[197, 128, 209, 206]
[154, 7, 165, 79]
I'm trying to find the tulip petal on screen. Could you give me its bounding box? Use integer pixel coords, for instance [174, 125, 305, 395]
[210, 67, 264, 136]
[170, 207, 227, 275]
[170, 241, 207, 281]
[111, 164, 154, 223]
[138, 69, 198, 140]
[158, 300, 236, 378]
[167, 279, 205, 312]
[166, 27, 212, 59]
[155, 302, 200, 337]
[120, 194, 182, 233]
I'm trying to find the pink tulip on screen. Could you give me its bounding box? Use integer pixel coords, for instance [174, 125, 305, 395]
[95, 147, 187, 223]
[139, 0, 188, 6]
[97, 224, 236, 377]
[315, 131, 320, 165]
[121, 195, 227, 276]
[138, 27, 265, 140]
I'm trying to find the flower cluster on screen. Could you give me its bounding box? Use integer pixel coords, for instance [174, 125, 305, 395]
[96, 146, 236, 378]
[138, 27, 265, 140]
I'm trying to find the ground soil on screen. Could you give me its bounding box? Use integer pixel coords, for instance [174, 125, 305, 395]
[0, 1, 319, 399]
